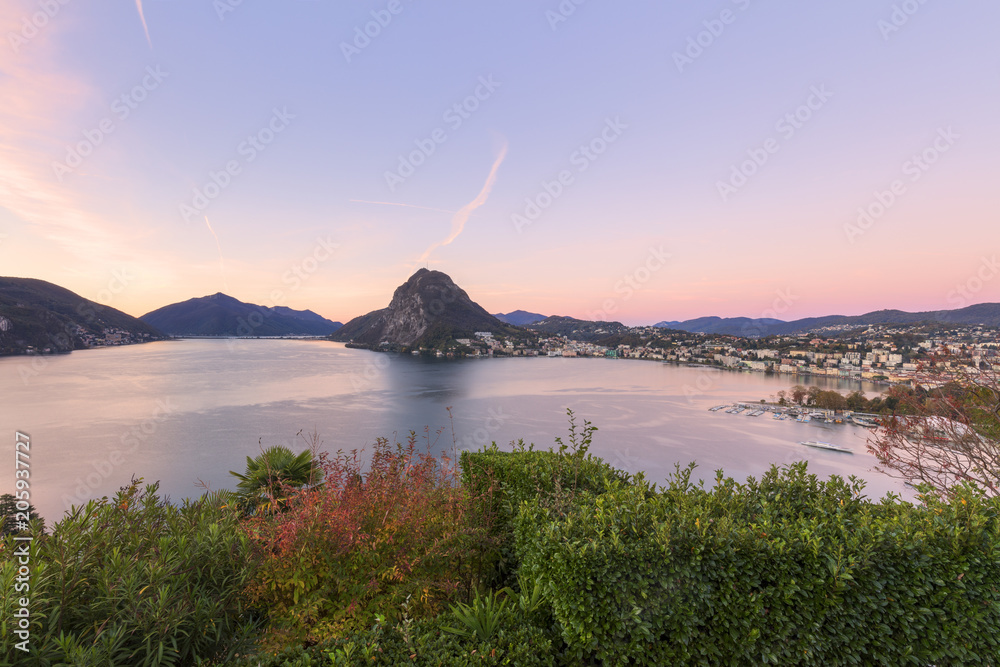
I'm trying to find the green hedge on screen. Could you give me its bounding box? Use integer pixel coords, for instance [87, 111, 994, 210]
[460, 442, 632, 586]
[515, 462, 1000, 665]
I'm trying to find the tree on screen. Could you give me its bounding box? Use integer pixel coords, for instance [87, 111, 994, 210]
[0, 493, 43, 536]
[846, 390, 867, 411]
[806, 386, 821, 406]
[814, 390, 846, 411]
[868, 358, 1000, 498]
[790, 385, 807, 405]
[229, 442, 321, 515]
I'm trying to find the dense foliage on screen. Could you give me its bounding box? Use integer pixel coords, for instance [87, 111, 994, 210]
[228, 598, 558, 667]
[459, 430, 631, 586]
[0, 480, 255, 666]
[242, 435, 492, 649]
[0, 494, 42, 537]
[516, 462, 1000, 665]
[229, 444, 321, 516]
[782, 381, 995, 418]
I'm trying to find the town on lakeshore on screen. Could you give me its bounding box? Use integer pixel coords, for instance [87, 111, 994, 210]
[521, 322, 1000, 391]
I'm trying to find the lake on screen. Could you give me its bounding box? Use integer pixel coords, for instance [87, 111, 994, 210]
[1, 339, 910, 525]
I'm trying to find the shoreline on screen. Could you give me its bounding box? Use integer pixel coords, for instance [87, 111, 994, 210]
[0, 336, 936, 392]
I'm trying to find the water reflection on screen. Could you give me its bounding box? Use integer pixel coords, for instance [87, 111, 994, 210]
[0, 339, 909, 525]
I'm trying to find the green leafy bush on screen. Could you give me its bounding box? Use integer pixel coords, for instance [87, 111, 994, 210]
[515, 462, 1000, 665]
[442, 589, 511, 643]
[460, 411, 632, 586]
[0, 479, 256, 666]
[231, 607, 559, 667]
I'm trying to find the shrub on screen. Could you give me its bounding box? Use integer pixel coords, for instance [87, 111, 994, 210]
[243, 434, 491, 647]
[232, 606, 559, 667]
[516, 462, 1000, 665]
[460, 411, 632, 585]
[0, 479, 256, 666]
[0, 493, 43, 537]
[229, 443, 321, 516]
[442, 588, 510, 643]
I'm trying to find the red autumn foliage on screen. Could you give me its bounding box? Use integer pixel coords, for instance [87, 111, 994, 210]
[868, 355, 1000, 498]
[241, 433, 494, 646]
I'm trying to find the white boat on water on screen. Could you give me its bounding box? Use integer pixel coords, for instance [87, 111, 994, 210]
[709, 405, 728, 412]
[851, 416, 878, 428]
[799, 440, 852, 454]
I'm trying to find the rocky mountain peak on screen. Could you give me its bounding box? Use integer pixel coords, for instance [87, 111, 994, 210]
[331, 269, 529, 350]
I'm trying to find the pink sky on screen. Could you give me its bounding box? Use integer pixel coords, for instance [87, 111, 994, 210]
[2, 1, 998, 326]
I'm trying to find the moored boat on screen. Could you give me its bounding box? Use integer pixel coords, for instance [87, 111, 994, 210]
[799, 440, 852, 454]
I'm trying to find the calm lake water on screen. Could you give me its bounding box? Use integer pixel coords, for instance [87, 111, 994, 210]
[2, 339, 910, 525]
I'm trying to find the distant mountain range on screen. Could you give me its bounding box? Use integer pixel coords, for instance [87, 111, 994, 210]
[331, 269, 533, 350]
[494, 310, 547, 326]
[0, 277, 164, 356]
[6, 274, 998, 355]
[655, 303, 1000, 337]
[140, 293, 342, 336]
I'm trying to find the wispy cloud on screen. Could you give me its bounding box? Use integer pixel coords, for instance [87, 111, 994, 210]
[419, 141, 508, 262]
[0, 3, 168, 276]
[0, 8, 107, 255]
[204, 216, 228, 290]
[135, 0, 153, 50]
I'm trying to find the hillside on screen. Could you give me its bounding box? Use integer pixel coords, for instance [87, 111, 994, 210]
[655, 303, 1000, 337]
[0, 277, 164, 356]
[525, 315, 630, 342]
[141, 293, 342, 336]
[331, 269, 534, 350]
[653, 316, 784, 337]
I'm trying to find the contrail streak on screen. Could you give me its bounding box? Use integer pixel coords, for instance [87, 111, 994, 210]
[349, 199, 456, 214]
[135, 0, 153, 50]
[204, 216, 228, 291]
[419, 141, 508, 262]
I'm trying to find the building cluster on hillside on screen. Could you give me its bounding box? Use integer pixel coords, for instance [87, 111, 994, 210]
[534, 323, 1000, 389]
[73, 326, 155, 350]
[541, 339, 615, 358]
[15, 326, 155, 355]
[423, 332, 541, 358]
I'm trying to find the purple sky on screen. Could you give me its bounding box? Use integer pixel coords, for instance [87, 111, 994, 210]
[2, 1, 998, 325]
